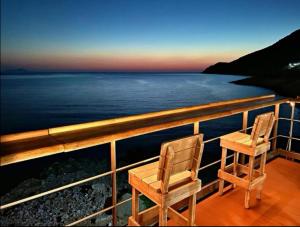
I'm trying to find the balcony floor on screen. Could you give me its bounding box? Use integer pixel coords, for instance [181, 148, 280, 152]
[173, 157, 300, 226]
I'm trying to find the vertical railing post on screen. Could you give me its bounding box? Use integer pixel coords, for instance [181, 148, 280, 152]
[110, 141, 117, 225]
[287, 102, 295, 151]
[194, 122, 199, 134]
[242, 111, 248, 133]
[272, 104, 280, 152]
[240, 111, 248, 164]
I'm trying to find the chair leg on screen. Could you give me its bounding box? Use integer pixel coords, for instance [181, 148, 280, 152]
[257, 152, 267, 200]
[188, 194, 196, 226]
[245, 190, 251, 209]
[132, 188, 139, 222]
[245, 156, 255, 209]
[259, 152, 267, 175]
[159, 206, 168, 226]
[233, 152, 239, 188]
[256, 182, 264, 200]
[219, 180, 225, 196]
[219, 147, 227, 195]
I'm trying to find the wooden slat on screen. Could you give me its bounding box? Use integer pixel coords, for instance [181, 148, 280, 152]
[161, 148, 174, 193]
[253, 142, 271, 156]
[134, 167, 158, 180]
[191, 136, 204, 180]
[221, 132, 248, 141]
[129, 162, 159, 174]
[165, 180, 201, 206]
[220, 139, 252, 155]
[142, 174, 160, 185]
[218, 169, 249, 189]
[158, 134, 201, 183]
[129, 173, 162, 204]
[138, 205, 159, 226]
[249, 174, 266, 190]
[1, 95, 288, 166]
[251, 112, 275, 145]
[157, 144, 169, 181]
[222, 132, 264, 146]
[162, 137, 198, 153]
[172, 148, 195, 164]
[149, 171, 192, 191]
[234, 163, 261, 177]
[171, 159, 192, 175]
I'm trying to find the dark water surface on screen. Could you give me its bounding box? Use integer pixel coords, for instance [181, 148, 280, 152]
[0, 73, 299, 197]
[1, 73, 273, 133]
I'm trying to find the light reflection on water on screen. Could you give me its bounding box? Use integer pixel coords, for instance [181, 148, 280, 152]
[1, 73, 273, 134]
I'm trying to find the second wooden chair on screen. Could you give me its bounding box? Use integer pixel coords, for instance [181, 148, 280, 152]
[218, 112, 275, 208]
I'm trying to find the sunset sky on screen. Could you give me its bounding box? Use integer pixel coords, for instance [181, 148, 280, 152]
[1, 0, 300, 72]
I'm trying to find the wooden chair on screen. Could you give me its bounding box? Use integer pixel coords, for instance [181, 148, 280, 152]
[218, 112, 275, 208]
[128, 134, 204, 226]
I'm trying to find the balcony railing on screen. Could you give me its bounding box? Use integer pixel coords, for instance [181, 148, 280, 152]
[0, 94, 299, 226]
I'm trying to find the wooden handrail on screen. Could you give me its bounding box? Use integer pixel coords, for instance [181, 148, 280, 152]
[0, 95, 289, 166]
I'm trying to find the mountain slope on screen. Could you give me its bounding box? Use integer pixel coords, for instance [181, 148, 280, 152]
[203, 29, 300, 77]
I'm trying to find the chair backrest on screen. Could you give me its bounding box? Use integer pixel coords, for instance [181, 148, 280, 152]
[157, 134, 204, 193]
[250, 112, 275, 147]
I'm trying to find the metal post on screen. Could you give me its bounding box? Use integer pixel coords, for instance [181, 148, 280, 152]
[272, 104, 280, 152]
[240, 111, 248, 164]
[286, 102, 295, 151]
[110, 141, 117, 225]
[242, 111, 248, 133]
[194, 122, 199, 134]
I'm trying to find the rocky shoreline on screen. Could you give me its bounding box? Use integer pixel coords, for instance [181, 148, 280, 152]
[0, 157, 148, 226]
[232, 75, 300, 98]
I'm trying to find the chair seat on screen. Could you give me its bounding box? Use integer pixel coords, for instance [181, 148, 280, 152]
[129, 161, 201, 208]
[129, 161, 192, 193]
[220, 132, 270, 156]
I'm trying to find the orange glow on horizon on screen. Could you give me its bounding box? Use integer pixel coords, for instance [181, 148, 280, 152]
[2, 51, 241, 72]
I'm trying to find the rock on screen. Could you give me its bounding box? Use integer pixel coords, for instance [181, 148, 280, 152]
[92, 182, 106, 194]
[0, 157, 117, 226]
[95, 214, 112, 226]
[116, 193, 148, 226]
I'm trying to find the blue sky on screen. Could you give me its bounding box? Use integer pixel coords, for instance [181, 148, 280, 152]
[1, 0, 300, 72]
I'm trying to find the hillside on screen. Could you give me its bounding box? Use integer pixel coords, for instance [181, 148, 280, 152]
[203, 29, 300, 97]
[203, 29, 300, 76]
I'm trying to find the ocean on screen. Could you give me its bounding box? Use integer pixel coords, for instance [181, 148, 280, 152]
[0, 73, 298, 198]
[1, 73, 273, 133]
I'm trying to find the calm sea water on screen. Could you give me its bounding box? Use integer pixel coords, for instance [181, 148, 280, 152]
[0, 73, 298, 196]
[1, 73, 273, 134]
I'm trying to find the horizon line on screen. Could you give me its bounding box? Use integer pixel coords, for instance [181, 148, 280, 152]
[1, 70, 206, 75]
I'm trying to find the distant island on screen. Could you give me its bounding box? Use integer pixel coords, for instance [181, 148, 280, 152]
[203, 29, 300, 97]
